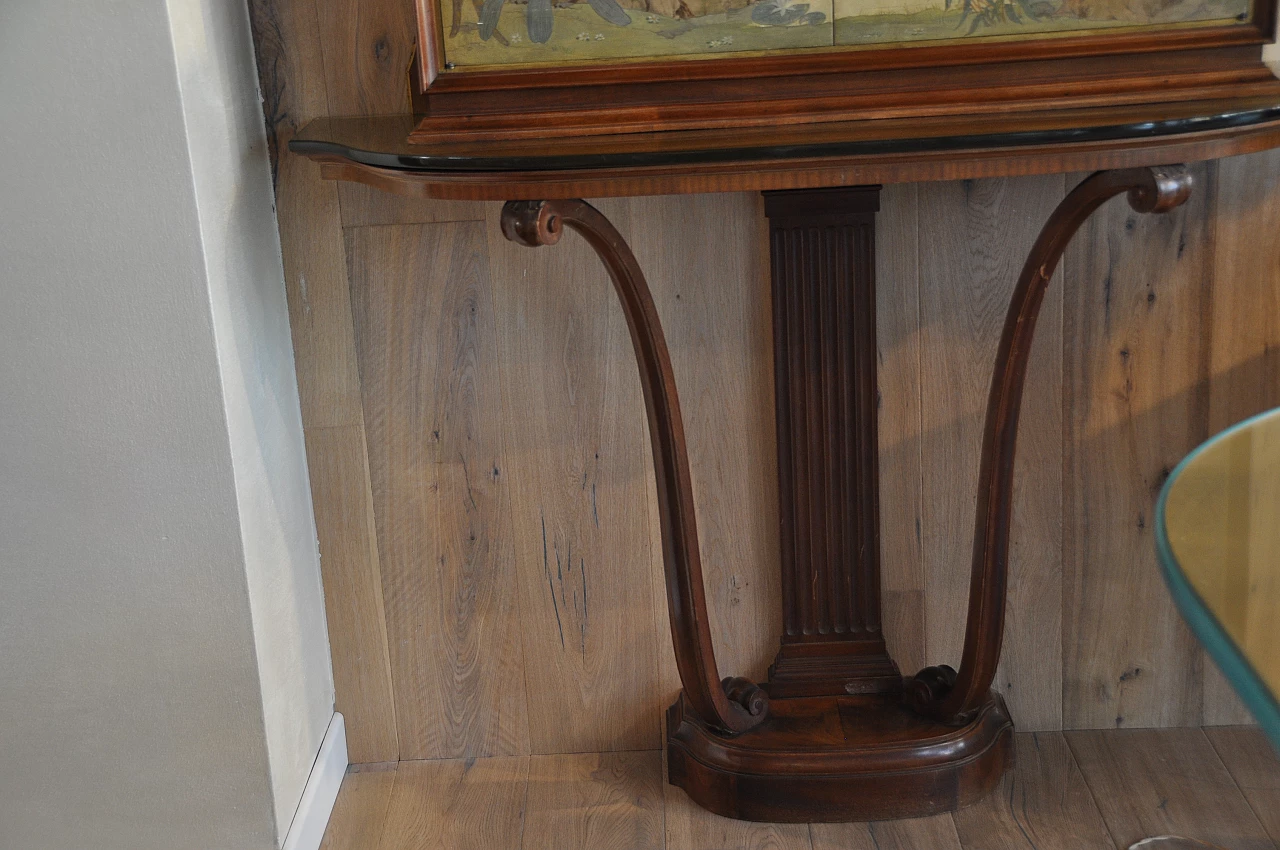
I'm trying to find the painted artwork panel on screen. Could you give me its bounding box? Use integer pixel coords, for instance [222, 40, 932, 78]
[440, 0, 834, 66]
[833, 0, 1247, 46]
[439, 0, 1248, 68]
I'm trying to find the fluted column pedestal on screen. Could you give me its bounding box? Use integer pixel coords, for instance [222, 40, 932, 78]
[763, 187, 902, 699]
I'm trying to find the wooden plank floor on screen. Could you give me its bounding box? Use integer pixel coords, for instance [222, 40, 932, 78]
[320, 728, 1280, 850]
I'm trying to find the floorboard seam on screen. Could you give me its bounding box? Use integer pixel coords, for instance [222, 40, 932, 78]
[1200, 726, 1280, 850]
[1064, 730, 1129, 850]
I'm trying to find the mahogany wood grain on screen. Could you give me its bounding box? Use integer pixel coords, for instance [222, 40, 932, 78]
[906, 166, 1194, 726]
[496, 194, 1018, 821]
[413, 0, 444, 91]
[304, 96, 1280, 166]
[500, 199, 770, 735]
[301, 106, 1280, 201]
[420, 24, 1272, 95]
[662, 732, 815, 850]
[666, 690, 1012, 822]
[410, 48, 1277, 144]
[763, 187, 900, 699]
[324, 165, 1240, 822]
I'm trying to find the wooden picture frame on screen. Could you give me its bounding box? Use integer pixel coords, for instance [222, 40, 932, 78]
[409, 0, 1276, 145]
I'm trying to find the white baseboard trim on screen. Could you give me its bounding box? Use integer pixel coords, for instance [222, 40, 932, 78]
[282, 713, 348, 850]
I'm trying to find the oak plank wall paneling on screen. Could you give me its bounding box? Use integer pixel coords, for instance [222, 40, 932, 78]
[305, 425, 400, 761]
[348, 223, 530, 759]
[314, 0, 416, 117]
[1063, 165, 1214, 730]
[484, 199, 667, 754]
[277, 150, 367, 429]
[336, 181, 485, 229]
[626, 193, 782, 687]
[251, 0, 1280, 772]
[874, 184, 927, 677]
[917, 175, 1066, 732]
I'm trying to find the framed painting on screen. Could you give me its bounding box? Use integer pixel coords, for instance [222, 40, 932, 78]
[407, 0, 1277, 141]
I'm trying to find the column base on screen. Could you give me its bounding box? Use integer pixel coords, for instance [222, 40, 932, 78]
[666, 689, 1013, 823]
[766, 640, 903, 698]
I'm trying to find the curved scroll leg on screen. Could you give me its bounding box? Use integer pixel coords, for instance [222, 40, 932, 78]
[905, 165, 1194, 724]
[501, 199, 769, 735]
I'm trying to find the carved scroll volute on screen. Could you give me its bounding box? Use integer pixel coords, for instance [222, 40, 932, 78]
[501, 199, 769, 735]
[905, 165, 1194, 724]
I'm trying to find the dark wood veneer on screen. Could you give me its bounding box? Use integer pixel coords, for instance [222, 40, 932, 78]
[294, 94, 1280, 200]
[764, 187, 901, 699]
[421, 25, 1270, 94]
[666, 692, 1014, 823]
[411, 47, 1276, 143]
[410, 0, 1275, 142]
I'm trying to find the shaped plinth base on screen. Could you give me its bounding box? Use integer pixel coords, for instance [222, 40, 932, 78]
[666, 689, 1013, 823]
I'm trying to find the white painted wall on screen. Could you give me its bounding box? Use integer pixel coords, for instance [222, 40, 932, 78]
[0, 0, 335, 847]
[165, 0, 338, 837]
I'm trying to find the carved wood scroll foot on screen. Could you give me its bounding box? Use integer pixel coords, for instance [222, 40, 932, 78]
[904, 165, 1194, 725]
[500, 199, 769, 735]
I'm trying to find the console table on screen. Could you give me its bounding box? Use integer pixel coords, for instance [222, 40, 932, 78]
[291, 92, 1280, 823]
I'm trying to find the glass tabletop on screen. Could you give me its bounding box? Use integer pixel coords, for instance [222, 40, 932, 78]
[1157, 407, 1280, 749]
